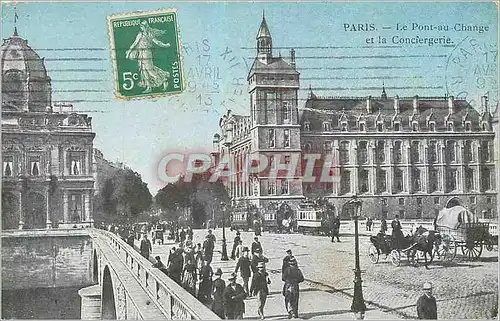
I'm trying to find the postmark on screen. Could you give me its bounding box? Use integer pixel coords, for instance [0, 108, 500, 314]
[107, 8, 184, 100]
[445, 36, 498, 110]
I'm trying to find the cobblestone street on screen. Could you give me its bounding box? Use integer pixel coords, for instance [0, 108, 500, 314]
[145, 229, 498, 319]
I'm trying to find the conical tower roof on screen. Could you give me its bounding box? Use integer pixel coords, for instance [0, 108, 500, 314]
[256, 14, 271, 39]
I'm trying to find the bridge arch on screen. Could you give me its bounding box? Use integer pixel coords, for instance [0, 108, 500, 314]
[101, 265, 116, 320]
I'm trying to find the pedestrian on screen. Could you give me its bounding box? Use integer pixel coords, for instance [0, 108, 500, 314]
[391, 215, 404, 244]
[195, 243, 204, 273]
[331, 216, 341, 242]
[282, 257, 304, 319]
[250, 262, 271, 320]
[207, 229, 217, 243]
[235, 247, 252, 296]
[235, 239, 244, 260]
[184, 246, 195, 269]
[182, 257, 197, 297]
[198, 260, 213, 304]
[251, 236, 263, 256]
[140, 234, 152, 259]
[167, 247, 184, 285]
[380, 218, 388, 234]
[211, 268, 226, 319]
[417, 282, 437, 319]
[127, 231, 135, 248]
[231, 231, 241, 260]
[281, 249, 295, 275]
[152, 255, 168, 276]
[187, 226, 194, 240]
[251, 248, 269, 274]
[180, 228, 187, 244]
[223, 272, 247, 319]
[203, 234, 215, 265]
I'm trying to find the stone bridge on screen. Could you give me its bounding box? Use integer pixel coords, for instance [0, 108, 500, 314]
[1, 228, 219, 320]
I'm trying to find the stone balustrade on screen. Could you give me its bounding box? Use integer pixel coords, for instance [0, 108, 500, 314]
[91, 228, 220, 320]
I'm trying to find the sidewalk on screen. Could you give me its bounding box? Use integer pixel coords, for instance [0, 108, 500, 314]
[138, 234, 401, 320]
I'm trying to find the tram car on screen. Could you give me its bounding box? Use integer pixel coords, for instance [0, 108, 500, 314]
[261, 202, 278, 233]
[230, 202, 252, 232]
[296, 199, 324, 235]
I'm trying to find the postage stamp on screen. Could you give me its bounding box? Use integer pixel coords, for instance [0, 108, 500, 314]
[107, 8, 184, 100]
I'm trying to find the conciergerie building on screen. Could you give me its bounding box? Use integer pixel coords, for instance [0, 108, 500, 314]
[213, 15, 497, 220]
[1, 27, 96, 230]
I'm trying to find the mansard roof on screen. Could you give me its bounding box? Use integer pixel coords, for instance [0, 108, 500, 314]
[300, 95, 482, 132]
[247, 57, 299, 79]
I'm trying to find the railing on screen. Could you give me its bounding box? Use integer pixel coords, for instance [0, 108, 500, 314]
[91, 229, 220, 320]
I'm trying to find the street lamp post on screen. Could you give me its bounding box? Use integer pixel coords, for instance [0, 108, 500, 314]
[350, 195, 366, 319]
[220, 202, 229, 261]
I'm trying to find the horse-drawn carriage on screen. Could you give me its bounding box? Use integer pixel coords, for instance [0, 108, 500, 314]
[369, 227, 439, 267]
[434, 198, 496, 261]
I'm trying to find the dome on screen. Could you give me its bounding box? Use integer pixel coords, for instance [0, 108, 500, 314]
[1, 31, 52, 112]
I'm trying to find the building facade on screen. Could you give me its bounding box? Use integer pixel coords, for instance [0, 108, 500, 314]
[1, 29, 96, 229]
[214, 16, 497, 220]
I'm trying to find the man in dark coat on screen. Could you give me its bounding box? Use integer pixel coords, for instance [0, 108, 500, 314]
[140, 234, 152, 259]
[198, 260, 213, 304]
[223, 272, 247, 319]
[282, 249, 294, 275]
[203, 234, 215, 264]
[250, 262, 271, 319]
[211, 268, 226, 319]
[331, 217, 341, 242]
[167, 247, 184, 285]
[235, 247, 252, 296]
[251, 237, 263, 256]
[127, 231, 135, 248]
[380, 218, 388, 234]
[251, 249, 269, 274]
[417, 282, 437, 319]
[391, 215, 405, 244]
[282, 257, 304, 319]
[231, 231, 241, 260]
[152, 256, 168, 276]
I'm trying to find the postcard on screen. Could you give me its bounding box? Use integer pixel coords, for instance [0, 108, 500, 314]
[1, 2, 498, 320]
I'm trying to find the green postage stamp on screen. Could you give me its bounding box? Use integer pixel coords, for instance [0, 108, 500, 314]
[107, 8, 184, 100]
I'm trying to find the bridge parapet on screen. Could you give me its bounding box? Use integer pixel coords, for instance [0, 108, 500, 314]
[90, 228, 220, 320]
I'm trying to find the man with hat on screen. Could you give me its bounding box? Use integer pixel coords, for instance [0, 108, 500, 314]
[251, 248, 269, 274]
[417, 282, 437, 319]
[251, 236, 263, 256]
[231, 231, 241, 260]
[211, 268, 226, 319]
[152, 255, 169, 276]
[140, 234, 152, 259]
[250, 262, 271, 319]
[235, 246, 252, 296]
[282, 257, 304, 319]
[203, 233, 215, 265]
[223, 272, 247, 319]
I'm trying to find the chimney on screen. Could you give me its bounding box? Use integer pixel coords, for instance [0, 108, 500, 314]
[448, 96, 454, 114]
[394, 95, 400, 114]
[481, 95, 488, 112]
[366, 96, 372, 114]
[290, 48, 296, 69]
[413, 95, 419, 114]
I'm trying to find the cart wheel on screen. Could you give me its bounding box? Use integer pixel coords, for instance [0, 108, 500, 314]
[368, 245, 379, 264]
[390, 249, 401, 267]
[461, 241, 483, 260]
[436, 233, 456, 261]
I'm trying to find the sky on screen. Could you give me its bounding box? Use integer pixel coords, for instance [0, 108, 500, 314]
[1, 1, 498, 194]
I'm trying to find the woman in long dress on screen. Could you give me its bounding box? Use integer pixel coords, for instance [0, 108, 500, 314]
[182, 258, 197, 297]
[125, 20, 171, 93]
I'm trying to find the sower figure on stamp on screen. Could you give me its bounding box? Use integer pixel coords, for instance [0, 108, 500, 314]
[250, 262, 271, 320]
[417, 282, 437, 319]
[125, 20, 171, 93]
[140, 234, 152, 259]
[223, 272, 247, 320]
[282, 257, 304, 319]
[211, 268, 226, 319]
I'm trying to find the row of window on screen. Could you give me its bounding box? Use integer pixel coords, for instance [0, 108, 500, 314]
[335, 167, 494, 195]
[379, 207, 494, 219]
[303, 119, 490, 132]
[230, 179, 291, 198]
[2, 152, 87, 177]
[303, 140, 493, 164]
[251, 96, 292, 124]
[268, 128, 291, 148]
